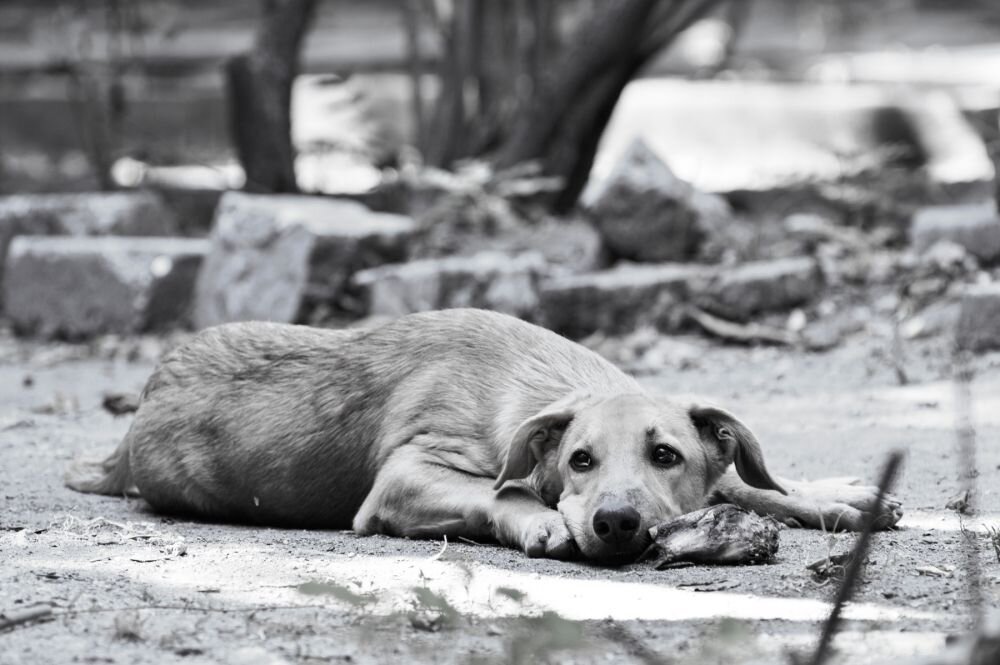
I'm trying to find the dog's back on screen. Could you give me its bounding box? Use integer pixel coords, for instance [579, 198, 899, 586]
[67, 309, 637, 528]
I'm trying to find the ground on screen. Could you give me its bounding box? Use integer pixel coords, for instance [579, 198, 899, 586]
[1, 323, 998, 665]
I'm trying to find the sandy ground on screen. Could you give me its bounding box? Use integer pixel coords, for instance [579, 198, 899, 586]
[1, 325, 999, 665]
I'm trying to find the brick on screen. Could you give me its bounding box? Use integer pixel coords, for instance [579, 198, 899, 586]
[588, 138, 730, 263]
[910, 202, 1000, 264]
[956, 283, 1000, 352]
[3, 236, 208, 339]
[0, 191, 178, 281]
[192, 192, 416, 327]
[540, 263, 712, 338]
[696, 257, 823, 321]
[354, 251, 547, 319]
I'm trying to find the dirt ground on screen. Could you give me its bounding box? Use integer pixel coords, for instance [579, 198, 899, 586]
[1, 321, 999, 665]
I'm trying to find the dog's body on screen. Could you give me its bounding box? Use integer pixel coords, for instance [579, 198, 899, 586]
[68, 309, 901, 561]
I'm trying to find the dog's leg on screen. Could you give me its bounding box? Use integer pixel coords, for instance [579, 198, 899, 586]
[352, 444, 577, 559]
[710, 468, 903, 531]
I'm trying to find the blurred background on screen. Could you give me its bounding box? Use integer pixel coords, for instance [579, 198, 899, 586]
[2, 0, 1000, 356]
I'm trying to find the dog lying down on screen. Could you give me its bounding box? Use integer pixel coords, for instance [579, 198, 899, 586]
[67, 308, 902, 564]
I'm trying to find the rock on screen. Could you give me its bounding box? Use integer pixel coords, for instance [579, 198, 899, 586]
[696, 257, 823, 321]
[540, 263, 712, 338]
[0, 191, 178, 280]
[956, 283, 1000, 352]
[353, 251, 546, 319]
[910, 202, 1000, 264]
[584, 327, 703, 374]
[192, 192, 416, 328]
[151, 186, 223, 236]
[587, 138, 730, 263]
[900, 299, 961, 341]
[3, 236, 208, 339]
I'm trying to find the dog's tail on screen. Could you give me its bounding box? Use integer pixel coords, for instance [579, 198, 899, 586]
[65, 435, 139, 497]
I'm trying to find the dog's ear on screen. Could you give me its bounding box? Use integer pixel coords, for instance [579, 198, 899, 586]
[494, 394, 588, 490]
[689, 404, 787, 495]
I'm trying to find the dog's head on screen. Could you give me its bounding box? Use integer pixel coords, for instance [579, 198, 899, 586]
[494, 392, 785, 563]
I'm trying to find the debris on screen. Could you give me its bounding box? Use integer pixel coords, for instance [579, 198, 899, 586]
[806, 553, 854, 583]
[4, 236, 208, 339]
[915, 565, 953, 578]
[541, 263, 710, 338]
[102, 393, 140, 417]
[676, 580, 741, 592]
[0, 191, 178, 277]
[955, 283, 1000, 353]
[800, 450, 904, 665]
[783, 213, 869, 251]
[0, 604, 53, 631]
[588, 138, 729, 262]
[640, 504, 780, 568]
[31, 392, 79, 416]
[910, 201, 1000, 264]
[946, 489, 971, 514]
[353, 251, 546, 319]
[685, 306, 797, 346]
[409, 611, 445, 632]
[696, 257, 824, 322]
[113, 611, 145, 641]
[193, 192, 415, 326]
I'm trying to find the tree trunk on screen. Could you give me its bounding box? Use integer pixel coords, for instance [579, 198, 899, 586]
[492, 0, 727, 212]
[226, 0, 318, 193]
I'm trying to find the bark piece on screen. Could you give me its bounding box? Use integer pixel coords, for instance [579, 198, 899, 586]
[640, 503, 780, 568]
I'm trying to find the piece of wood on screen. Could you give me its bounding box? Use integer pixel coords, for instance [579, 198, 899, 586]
[640, 503, 779, 567]
[0, 604, 53, 631]
[685, 306, 798, 346]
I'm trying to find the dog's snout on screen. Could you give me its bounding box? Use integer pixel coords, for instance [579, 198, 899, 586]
[592, 502, 641, 544]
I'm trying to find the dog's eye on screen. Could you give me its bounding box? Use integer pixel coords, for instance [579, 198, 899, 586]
[651, 445, 681, 467]
[569, 450, 592, 471]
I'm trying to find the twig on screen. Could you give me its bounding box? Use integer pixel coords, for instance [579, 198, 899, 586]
[953, 350, 983, 629]
[428, 535, 449, 560]
[804, 450, 904, 665]
[602, 619, 668, 665]
[685, 306, 797, 346]
[889, 319, 909, 386]
[52, 603, 332, 618]
[0, 605, 53, 631]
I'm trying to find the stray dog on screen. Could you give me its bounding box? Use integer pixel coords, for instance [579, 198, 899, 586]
[67, 309, 902, 562]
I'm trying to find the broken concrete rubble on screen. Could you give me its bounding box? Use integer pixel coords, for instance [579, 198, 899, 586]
[587, 138, 730, 263]
[353, 251, 547, 319]
[192, 192, 416, 327]
[3, 236, 208, 339]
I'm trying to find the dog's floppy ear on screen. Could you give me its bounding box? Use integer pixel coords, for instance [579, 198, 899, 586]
[689, 403, 787, 495]
[494, 394, 589, 490]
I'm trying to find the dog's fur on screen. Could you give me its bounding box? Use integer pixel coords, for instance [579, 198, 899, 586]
[67, 309, 902, 561]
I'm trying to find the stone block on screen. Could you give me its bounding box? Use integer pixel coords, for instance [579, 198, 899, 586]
[910, 202, 1000, 264]
[956, 283, 1000, 352]
[0, 190, 178, 279]
[3, 236, 208, 338]
[193, 192, 416, 327]
[353, 251, 547, 319]
[540, 263, 712, 338]
[697, 257, 823, 321]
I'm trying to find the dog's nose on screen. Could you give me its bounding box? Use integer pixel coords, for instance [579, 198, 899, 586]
[592, 502, 641, 544]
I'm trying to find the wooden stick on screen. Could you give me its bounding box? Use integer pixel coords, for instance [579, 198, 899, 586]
[0, 605, 53, 631]
[806, 450, 904, 665]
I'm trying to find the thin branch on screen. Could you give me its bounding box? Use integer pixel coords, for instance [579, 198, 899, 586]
[953, 350, 983, 629]
[0, 605, 53, 632]
[805, 450, 904, 665]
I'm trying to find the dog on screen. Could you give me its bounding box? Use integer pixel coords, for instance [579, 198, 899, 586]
[67, 308, 902, 562]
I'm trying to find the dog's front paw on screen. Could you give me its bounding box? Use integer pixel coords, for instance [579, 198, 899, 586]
[521, 511, 578, 559]
[784, 480, 903, 531]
